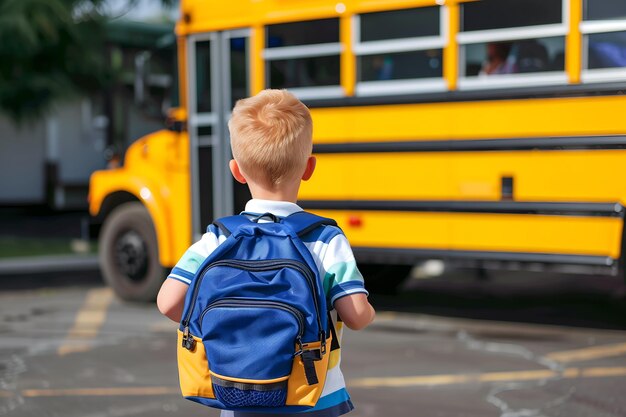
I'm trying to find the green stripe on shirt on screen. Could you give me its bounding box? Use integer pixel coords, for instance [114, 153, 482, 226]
[323, 260, 364, 295]
[175, 250, 206, 275]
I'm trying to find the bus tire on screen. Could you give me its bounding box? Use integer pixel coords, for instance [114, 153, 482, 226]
[99, 202, 165, 302]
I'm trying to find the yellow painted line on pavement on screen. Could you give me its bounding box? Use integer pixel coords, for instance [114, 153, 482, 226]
[546, 342, 626, 363]
[14, 368, 626, 397]
[57, 288, 114, 356]
[21, 387, 180, 398]
[563, 368, 581, 378]
[581, 366, 626, 378]
[350, 366, 626, 388]
[12, 366, 626, 397]
[349, 373, 471, 388]
[374, 312, 398, 321]
[478, 369, 555, 382]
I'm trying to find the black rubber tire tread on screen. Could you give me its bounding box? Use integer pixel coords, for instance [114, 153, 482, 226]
[99, 202, 165, 302]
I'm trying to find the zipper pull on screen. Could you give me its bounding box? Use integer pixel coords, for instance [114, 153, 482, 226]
[301, 350, 319, 385]
[182, 326, 196, 351]
[319, 331, 327, 355]
[294, 337, 304, 357]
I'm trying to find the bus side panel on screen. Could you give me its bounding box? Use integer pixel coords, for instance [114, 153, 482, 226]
[310, 96, 626, 143]
[309, 210, 623, 260]
[302, 150, 626, 203]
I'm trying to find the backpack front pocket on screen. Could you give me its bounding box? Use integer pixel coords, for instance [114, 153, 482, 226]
[201, 299, 304, 408]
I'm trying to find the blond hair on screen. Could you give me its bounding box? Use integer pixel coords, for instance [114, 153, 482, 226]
[229, 89, 313, 188]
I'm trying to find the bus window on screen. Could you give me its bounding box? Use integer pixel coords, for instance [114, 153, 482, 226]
[195, 41, 212, 113]
[267, 19, 339, 47]
[268, 56, 340, 89]
[585, 0, 626, 21]
[464, 37, 565, 76]
[359, 7, 439, 41]
[458, 0, 568, 90]
[264, 18, 343, 99]
[359, 50, 442, 81]
[354, 6, 446, 97]
[587, 32, 626, 70]
[462, 0, 562, 32]
[581, 0, 626, 82]
[230, 37, 248, 103]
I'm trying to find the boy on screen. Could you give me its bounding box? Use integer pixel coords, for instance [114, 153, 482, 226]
[157, 89, 375, 417]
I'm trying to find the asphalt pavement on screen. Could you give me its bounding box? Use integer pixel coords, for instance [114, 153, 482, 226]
[1, 269, 625, 417]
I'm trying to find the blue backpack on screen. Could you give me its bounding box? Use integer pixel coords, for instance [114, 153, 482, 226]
[177, 211, 339, 412]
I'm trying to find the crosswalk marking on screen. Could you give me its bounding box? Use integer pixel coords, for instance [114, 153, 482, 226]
[21, 387, 180, 397]
[13, 366, 626, 396]
[57, 288, 114, 356]
[546, 342, 626, 363]
[349, 366, 626, 388]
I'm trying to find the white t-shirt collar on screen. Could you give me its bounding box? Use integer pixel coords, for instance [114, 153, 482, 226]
[243, 199, 303, 218]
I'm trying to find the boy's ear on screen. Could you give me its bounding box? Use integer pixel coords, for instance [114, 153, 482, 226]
[301, 156, 316, 181]
[229, 159, 247, 184]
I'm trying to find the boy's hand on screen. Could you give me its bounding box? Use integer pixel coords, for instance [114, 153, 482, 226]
[157, 279, 188, 322]
[334, 293, 375, 331]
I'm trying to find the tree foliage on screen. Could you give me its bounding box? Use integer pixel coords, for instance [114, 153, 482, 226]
[0, 0, 174, 123]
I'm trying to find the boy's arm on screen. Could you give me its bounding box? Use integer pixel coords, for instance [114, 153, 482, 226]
[157, 279, 188, 322]
[334, 293, 375, 331]
[156, 225, 225, 323]
[320, 232, 373, 330]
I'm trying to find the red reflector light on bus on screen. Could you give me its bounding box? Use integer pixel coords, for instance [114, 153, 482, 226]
[348, 215, 363, 228]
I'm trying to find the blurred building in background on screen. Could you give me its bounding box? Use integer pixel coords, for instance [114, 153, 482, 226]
[0, 9, 176, 210]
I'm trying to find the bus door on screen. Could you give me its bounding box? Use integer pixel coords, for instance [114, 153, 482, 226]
[187, 29, 252, 238]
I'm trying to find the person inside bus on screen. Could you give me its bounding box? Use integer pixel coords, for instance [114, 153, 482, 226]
[479, 41, 516, 75]
[515, 39, 550, 73]
[371, 55, 394, 80]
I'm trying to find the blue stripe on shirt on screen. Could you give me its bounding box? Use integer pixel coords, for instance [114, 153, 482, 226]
[329, 281, 369, 306]
[168, 267, 195, 285]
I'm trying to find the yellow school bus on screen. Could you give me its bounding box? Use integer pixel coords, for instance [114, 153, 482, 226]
[89, 0, 626, 300]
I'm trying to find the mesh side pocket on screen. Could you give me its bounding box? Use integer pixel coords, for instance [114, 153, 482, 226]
[211, 375, 287, 408]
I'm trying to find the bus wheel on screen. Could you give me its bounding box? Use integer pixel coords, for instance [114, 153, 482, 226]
[99, 202, 165, 302]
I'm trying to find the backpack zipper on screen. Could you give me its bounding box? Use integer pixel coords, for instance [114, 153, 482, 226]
[199, 298, 305, 348]
[181, 259, 323, 351]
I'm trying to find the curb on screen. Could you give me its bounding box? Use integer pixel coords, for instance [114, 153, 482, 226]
[0, 255, 99, 275]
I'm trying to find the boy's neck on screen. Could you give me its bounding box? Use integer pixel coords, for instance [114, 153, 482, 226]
[248, 181, 301, 204]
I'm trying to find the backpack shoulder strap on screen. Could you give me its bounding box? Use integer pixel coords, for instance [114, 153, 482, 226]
[211, 215, 252, 237]
[281, 211, 339, 237]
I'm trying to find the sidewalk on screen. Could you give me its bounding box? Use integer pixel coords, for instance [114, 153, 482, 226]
[0, 254, 99, 275]
[0, 207, 100, 280]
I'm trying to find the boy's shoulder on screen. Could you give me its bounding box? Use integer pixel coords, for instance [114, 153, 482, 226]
[211, 207, 345, 243]
[298, 219, 344, 244]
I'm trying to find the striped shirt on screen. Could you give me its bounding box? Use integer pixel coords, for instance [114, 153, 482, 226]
[167, 199, 368, 416]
